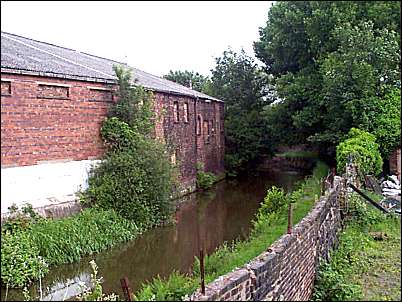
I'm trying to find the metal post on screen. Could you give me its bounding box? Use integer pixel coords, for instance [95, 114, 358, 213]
[200, 249, 206, 295]
[287, 203, 293, 234]
[120, 277, 133, 301]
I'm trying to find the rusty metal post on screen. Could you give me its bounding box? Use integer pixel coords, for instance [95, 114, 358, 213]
[120, 277, 133, 301]
[200, 249, 206, 295]
[287, 203, 293, 234]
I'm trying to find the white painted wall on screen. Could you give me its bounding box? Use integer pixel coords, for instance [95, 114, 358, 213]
[1, 159, 100, 213]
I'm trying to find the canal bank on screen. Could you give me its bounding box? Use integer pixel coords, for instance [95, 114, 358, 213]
[1, 167, 309, 301]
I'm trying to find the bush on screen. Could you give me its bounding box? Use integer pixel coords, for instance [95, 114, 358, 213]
[1, 231, 48, 288]
[256, 186, 288, 217]
[81, 65, 175, 227]
[196, 162, 217, 190]
[336, 128, 383, 176]
[100, 117, 138, 151]
[82, 139, 174, 227]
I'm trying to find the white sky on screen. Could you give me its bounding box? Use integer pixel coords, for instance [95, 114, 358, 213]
[1, 1, 274, 77]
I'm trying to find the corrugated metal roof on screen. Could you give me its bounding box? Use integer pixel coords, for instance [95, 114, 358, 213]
[1, 31, 222, 102]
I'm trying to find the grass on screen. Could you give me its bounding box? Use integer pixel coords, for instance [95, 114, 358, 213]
[134, 161, 329, 301]
[1, 207, 142, 288]
[350, 217, 401, 301]
[275, 150, 319, 158]
[312, 193, 401, 301]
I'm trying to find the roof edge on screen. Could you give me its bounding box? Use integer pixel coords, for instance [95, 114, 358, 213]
[1, 67, 224, 103]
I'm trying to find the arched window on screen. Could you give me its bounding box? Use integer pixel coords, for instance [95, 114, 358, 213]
[203, 120, 210, 143]
[184, 102, 189, 123]
[173, 101, 179, 122]
[197, 115, 202, 136]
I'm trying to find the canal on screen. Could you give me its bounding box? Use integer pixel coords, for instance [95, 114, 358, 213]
[2, 168, 309, 301]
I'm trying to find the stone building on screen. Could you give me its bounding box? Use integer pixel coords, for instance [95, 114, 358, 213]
[1, 31, 225, 215]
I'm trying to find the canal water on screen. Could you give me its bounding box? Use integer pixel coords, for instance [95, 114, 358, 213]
[2, 168, 309, 301]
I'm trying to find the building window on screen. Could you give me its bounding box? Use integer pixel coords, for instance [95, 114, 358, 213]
[171, 152, 176, 165]
[197, 115, 202, 136]
[1, 80, 11, 96]
[173, 101, 180, 123]
[171, 148, 180, 165]
[183, 102, 189, 123]
[204, 121, 210, 144]
[210, 120, 214, 134]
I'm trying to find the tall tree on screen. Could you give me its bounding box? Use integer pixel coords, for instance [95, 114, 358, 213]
[208, 49, 270, 175]
[255, 1, 401, 158]
[163, 70, 211, 93]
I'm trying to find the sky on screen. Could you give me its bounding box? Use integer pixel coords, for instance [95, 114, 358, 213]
[1, 1, 274, 77]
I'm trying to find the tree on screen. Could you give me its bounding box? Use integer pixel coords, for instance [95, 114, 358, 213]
[163, 70, 211, 93]
[254, 1, 401, 158]
[208, 49, 270, 175]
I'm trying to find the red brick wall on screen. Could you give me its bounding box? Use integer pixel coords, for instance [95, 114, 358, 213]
[1, 73, 225, 188]
[190, 179, 344, 301]
[1, 74, 115, 167]
[154, 92, 225, 190]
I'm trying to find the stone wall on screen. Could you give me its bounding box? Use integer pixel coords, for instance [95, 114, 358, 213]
[191, 177, 344, 301]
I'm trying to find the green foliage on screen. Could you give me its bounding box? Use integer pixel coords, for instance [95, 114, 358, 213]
[347, 88, 401, 158]
[2, 203, 44, 234]
[1, 204, 49, 288]
[163, 70, 211, 93]
[208, 49, 270, 174]
[29, 208, 140, 266]
[134, 271, 197, 301]
[1, 231, 48, 288]
[100, 117, 137, 151]
[336, 128, 383, 176]
[255, 1, 401, 155]
[108, 65, 155, 136]
[83, 144, 174, 226]
[81, 65, 175, 227]
[1, 208, 140, 288]
[196, 162, 218, 190]
[256, 186, 288, 217]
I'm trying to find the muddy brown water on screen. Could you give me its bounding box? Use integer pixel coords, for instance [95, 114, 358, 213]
[1, 168, 309, 301]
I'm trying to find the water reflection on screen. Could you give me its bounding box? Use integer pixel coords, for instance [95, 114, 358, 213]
[1, 169, 307, 300]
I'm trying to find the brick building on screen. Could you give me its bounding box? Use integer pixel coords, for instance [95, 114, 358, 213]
[1, 32, 225, 214]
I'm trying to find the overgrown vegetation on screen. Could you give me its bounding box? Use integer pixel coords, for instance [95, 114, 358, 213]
[255, 1, 400, 158]
[1, 205, 140, 289]
[336, 128, 383, 176]
[134, 161, 328, 300]
[208, 49, 271, 175]
[312, 193, 401, 301]
[196, 162, 218, 190]
[81, 65, 175, 228]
